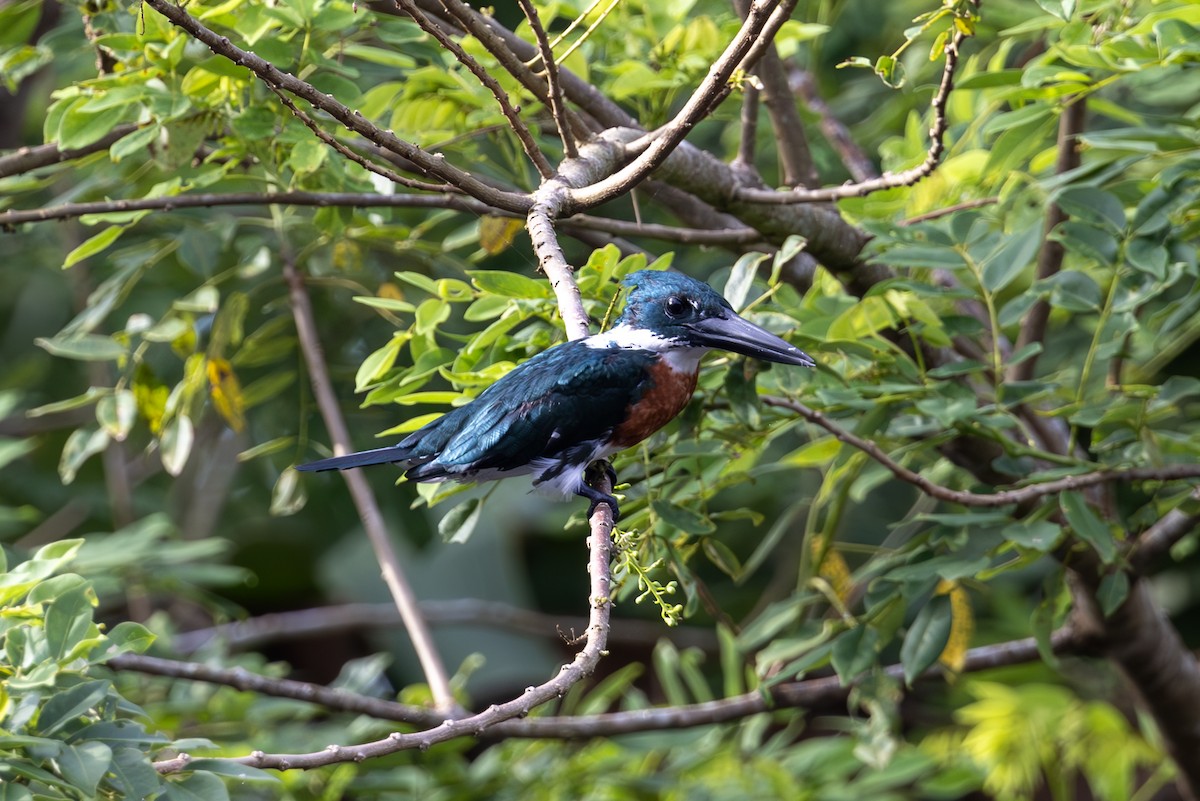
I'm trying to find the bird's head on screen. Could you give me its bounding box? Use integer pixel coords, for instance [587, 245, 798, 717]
[615, 270, 815, 367]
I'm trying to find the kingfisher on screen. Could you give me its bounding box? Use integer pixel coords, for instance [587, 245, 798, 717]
[296, 270, 814, 520]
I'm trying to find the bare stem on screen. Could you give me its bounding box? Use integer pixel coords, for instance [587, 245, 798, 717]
[761, 395, 1200, 508]
[283, 258, 457, 714]
[516, 0, 578, 158]
[397, 0, 555, 178]
[734, 22, 970, 205]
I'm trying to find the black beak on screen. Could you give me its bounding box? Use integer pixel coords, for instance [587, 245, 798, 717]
[688, 312, 815, 367]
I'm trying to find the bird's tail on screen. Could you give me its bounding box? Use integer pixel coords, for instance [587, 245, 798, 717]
[295, 446, 410, 473]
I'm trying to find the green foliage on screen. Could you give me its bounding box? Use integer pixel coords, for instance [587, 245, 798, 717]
[0, 539, 239, 800]
[2, 0, 1199, 797]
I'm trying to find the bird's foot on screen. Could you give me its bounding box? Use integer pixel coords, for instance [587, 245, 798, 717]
[579, 461, 620, 522]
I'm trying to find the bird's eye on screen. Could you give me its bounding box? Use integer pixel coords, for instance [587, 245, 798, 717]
[665, 296, 688, 318]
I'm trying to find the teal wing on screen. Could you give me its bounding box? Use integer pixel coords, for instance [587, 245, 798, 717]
[405, 341, 658, 480]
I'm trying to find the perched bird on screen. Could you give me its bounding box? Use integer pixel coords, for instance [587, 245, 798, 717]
[297, 270, 814, 519]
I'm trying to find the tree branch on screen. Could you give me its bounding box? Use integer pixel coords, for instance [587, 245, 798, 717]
[734, 24, 969, 205]
[171, 600, 719, 654]
[789, 68, 878, 183]
[566, 0, 798, 211]
[1131, 486, 1200, 574]
[515, 0, 578, 159]
[0, 123, 139, 178]
[397, 0, 555, 178]
[150, 487, 614, 773]
[284, 258, 457, 715]
[141, 0, 531, 213]
[761, 395, 1200, 508]
[733, 0, 819, 188]
[115, 629, 1080, 744]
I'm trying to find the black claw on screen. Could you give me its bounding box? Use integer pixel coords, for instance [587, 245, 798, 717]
[577, 461, 621, 522]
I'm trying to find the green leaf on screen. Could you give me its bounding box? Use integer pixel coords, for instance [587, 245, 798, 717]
[468, 270, 551, 299]
[45, 585, 96, 660]
[185, 761, 279, 782]
[58, 101, 129, 149]
[160, 415, 194, 477]
[57, 741, 112, 796]
[270, 467, 307, 516]
[110, 124, 160, 161]
[96, 389, 137, 441]
[1000, 520, 1063, 551]
[100, 621, 157, 659]
[651, 499, 716, 534]
[1060, 492, 1117, 563]
[900, 594, 953, 685]
[1050, 221, 1118, 265]
[1035, 0, 1075, 21]
[36, 680, 110, 735]
[702, 538, 742, 579]
[36, 334, 126, 362]
[438, 497, 482, 544]
[831, 624, 879, 683]
[414, 298, 451, 335]
[980, 224, 1041, 293]
[1096, 571, 1129, 617]
[723, 252, 768, 312]
[108, 748, 165, 800]
[63, 225, 125, 268]
[162, 771, 231, 801]
[58, 426, 110, 484]
[1055, 187, 1126, 233]
[1045, 270, 1101, 311]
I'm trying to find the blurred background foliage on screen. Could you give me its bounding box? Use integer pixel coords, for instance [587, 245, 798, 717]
[1, 0, 1199, 797]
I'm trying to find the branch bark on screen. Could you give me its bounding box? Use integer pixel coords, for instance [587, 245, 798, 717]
[284, 258, 457, 714]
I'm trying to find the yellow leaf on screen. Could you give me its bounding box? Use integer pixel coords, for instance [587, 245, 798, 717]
[479, 216, 524, 255]
[206, 357, 246, 432]
[813, 538, 853, 602]
[378, 282, 405, 301]
[936, 579, 973, 674]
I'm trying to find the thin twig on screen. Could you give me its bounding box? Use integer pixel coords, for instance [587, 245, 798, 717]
[567, 0, 798, 211]
[761, 395, 1200, 508]
[734, 22, 970, 205]
[898, 197, 998, 226]
[266, 84, 453, 192]
[435, 0, 594, 140]
[0, 190, 764, 247]
[789, 68, 878, 183]
[141, 0, 530, 213]
[1131, 487, 1200, 573]
[552, 0, 621, 66]
[396, 0, 555, 178]
[114, 628, 1080, 741]
[283, 258, 457, 715]
[172, 600, 719, 654]
[732, 83, 760, 172]
[150, 488, 614, 773]
[516, 0, 578, 158]
[108, 653, 440, 725]
[1008, 96, 1087, 383]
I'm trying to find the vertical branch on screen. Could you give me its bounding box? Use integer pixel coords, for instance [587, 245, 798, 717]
[732, 84, 760, 174]
[1008, 97, 1087, 383]
[284, 259, 458, 715]
[516, 0, 579, 158]
[732, 0, 819, 188]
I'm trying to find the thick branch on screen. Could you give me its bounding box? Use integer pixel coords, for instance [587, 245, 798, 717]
[284, 260, 456, 714]
[0, 123, 139, 178]
[141, 0, 531, 213]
